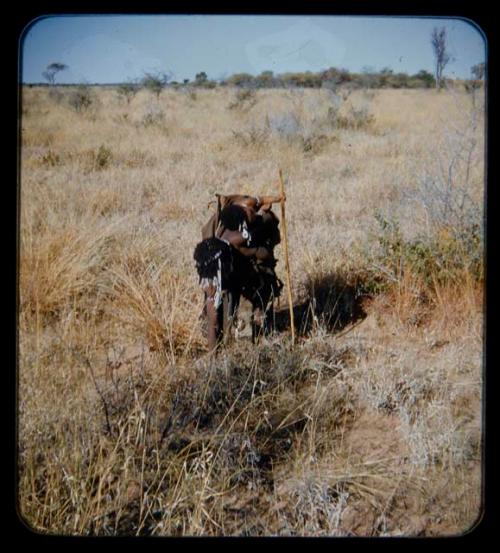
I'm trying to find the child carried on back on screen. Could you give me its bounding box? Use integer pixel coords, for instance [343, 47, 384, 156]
[194, 194, 284, 351]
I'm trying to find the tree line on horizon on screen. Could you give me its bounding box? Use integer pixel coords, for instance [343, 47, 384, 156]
[31, 63, 485, 91]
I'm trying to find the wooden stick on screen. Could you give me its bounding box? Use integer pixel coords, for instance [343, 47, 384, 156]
[278, 169, 295, 346]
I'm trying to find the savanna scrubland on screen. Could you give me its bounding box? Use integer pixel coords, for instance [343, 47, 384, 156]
[19, 83, 484, 536]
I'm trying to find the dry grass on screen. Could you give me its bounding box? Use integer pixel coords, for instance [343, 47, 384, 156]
[18, 84, 484, 536]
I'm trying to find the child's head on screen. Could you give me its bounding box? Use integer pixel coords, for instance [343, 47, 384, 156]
[220, 204, 251, 230]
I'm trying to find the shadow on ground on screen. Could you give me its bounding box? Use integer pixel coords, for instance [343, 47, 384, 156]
[272, 272, 367, 336]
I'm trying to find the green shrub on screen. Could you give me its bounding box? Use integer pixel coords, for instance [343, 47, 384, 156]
[93, 145, 113, 170]
[364, 212, 483, 292]
[141, 72, 170, 98]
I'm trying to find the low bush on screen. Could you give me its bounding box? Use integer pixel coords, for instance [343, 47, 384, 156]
[68, 85, 95, 113]
[362, 211, 483, 297]
[266, 113, 336, 154]
[39, 150, 61, 167]
[93, 145, 113, 170]
[327, 104, 375, 131]
[231, 126, 269, 148]
[228, 89, 257, 110]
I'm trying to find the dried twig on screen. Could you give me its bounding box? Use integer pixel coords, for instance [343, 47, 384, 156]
[77, 352, 113, 436]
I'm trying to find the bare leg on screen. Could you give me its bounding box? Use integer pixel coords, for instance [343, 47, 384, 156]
[206, 296, 220, 353]
[203, 283, 221, 354]
[251, 307, 264, 343]
[223, 289, 242, 344]
[265, 303, 275, 334]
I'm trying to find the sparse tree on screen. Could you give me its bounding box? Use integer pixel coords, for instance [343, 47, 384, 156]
[193, 72, 216, 89]
[42, 62, 68, 85]
[226, 73, 255, 88]
[467, 62, 486, 107]
[117, 80, 140, 104]
[414, 69, 436, 89]
[471, 62, 485, 81]
[141, 71, 171, 99]
[68, 84, 94, 113]
[255, 70, 276, 88]
[431, 27, 451, 91]
[379, 67, 394, 88]
[195, 72, 208, 85]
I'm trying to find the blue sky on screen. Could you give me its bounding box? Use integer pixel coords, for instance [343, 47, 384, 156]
[20, 15, 486, 84]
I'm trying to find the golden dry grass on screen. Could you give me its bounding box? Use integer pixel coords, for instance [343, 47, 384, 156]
[18, 84, 484, 536]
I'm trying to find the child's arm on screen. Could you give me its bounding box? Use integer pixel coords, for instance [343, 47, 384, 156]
[216, 193, 285, 212]
[223, 230, 271, 260]
[256, 194, 285, 212]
